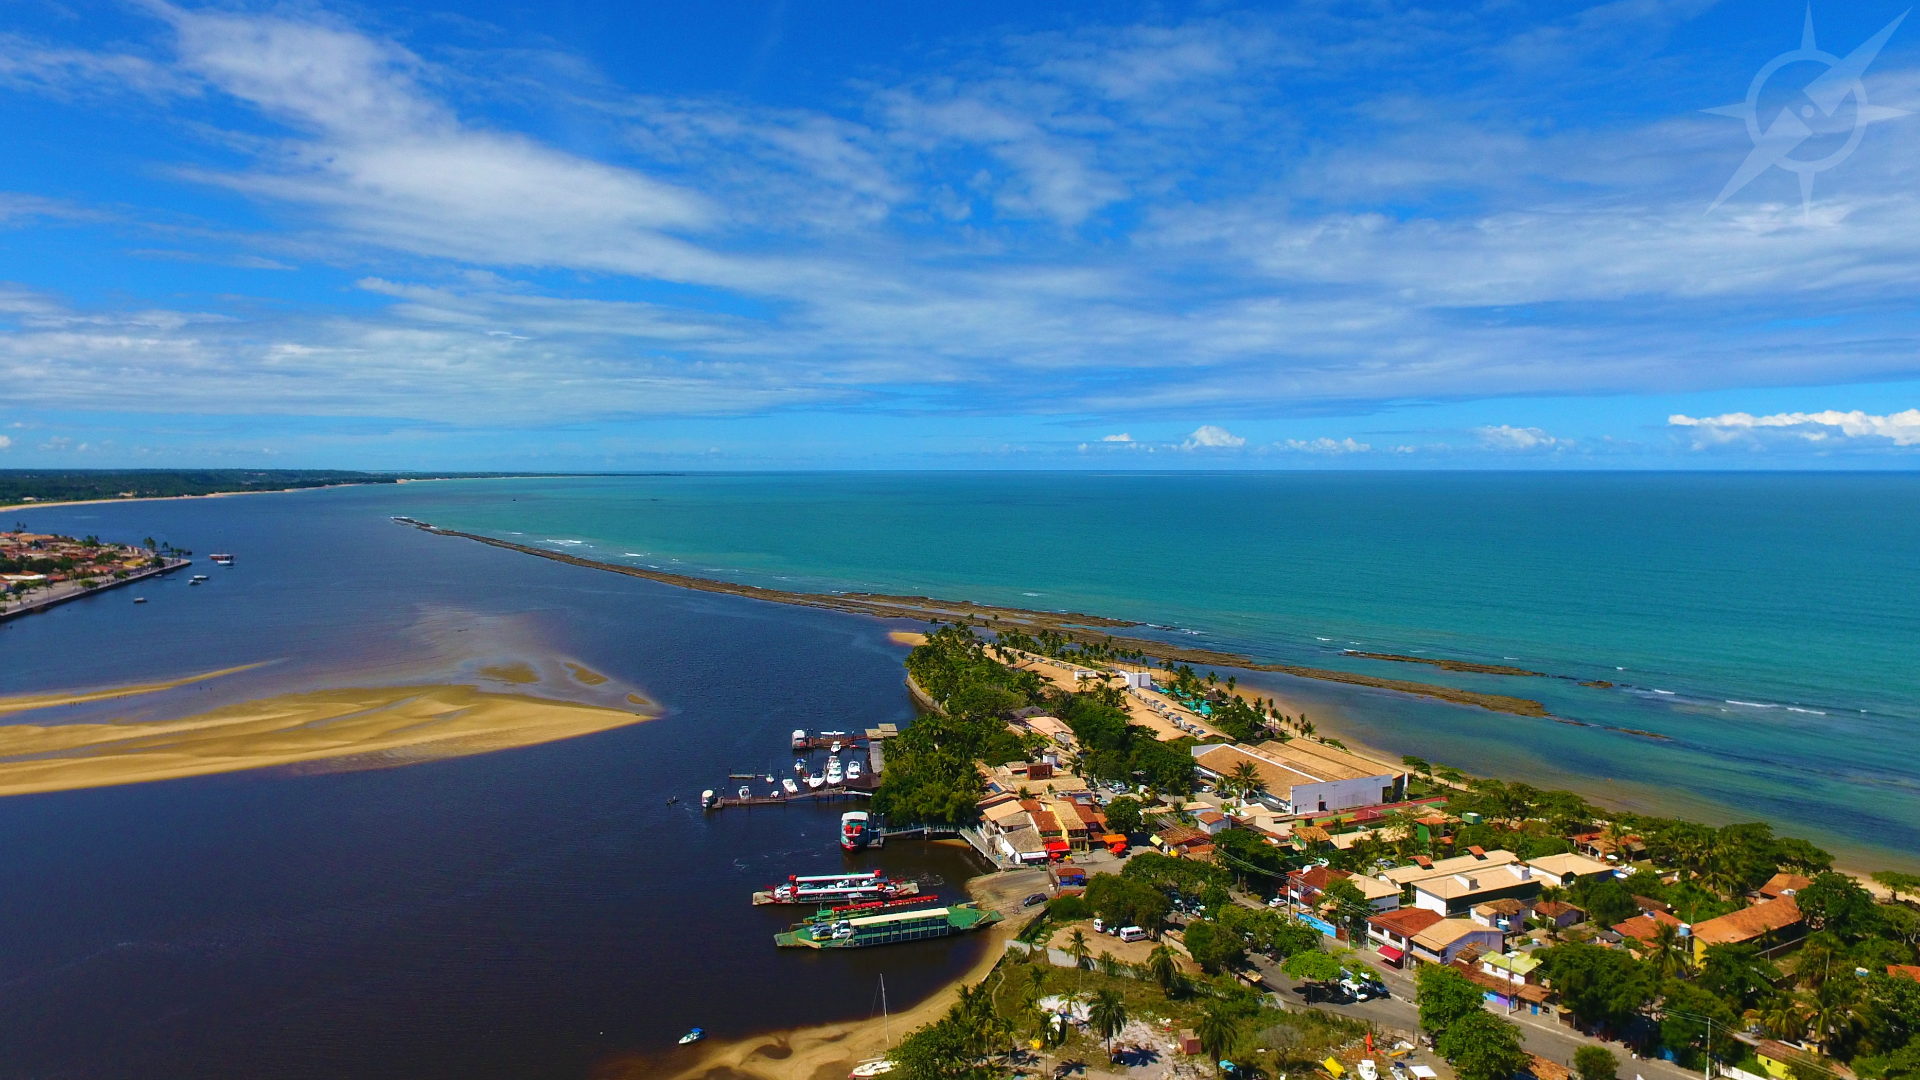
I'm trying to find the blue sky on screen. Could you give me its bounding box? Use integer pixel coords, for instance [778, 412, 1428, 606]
[3, 0, 1920, 468]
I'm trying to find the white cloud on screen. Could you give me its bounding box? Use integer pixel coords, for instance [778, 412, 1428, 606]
[1475, 425, 1560, 450]
[1183, 424, 1245, 448]
[1280, 437, 1370, 453]
[1669, 409, 1920, 447]
[0, 435, 10, 450]
[1101, 432, 1132, 441]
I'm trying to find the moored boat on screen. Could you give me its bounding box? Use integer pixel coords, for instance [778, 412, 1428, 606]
[774, 902, 1000, 948]
[752, 870, 920, 906]
[840, 810, 872, 851]
[783, 778, 800, 795]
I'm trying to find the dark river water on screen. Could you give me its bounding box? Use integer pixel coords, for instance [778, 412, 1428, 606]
[0, 487, 991, 1079]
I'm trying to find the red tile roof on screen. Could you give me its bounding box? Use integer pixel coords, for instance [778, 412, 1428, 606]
[1612, 910, 1682, 945]
[1369, 907, 1444, 938]
[1692, 896, 1803, 947]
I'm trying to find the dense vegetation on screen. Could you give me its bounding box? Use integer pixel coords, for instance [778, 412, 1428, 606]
[0, 469, 546, 506]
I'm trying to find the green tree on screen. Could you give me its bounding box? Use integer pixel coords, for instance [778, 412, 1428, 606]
[1196, 1000, 1240, 1065]
[1104, 796, 1143, 835]
[1575, 1046, 1620, 1080]
[1538, 942, 1657, 1032]
[1798, 873, 1879, 940]
[1067, 928, 1092, 973]
[1873, 871, 1920, 904]
[1147, 945, 1181, 994]
[1320, 878, 1375, 943]
[1661, 979, 1741, 1065]
[1698, 944, 1781, 1011]
[1416, 963, 1487, 1042]
[1089, 988, 1128, 1061]
[1439, 1012, 1528, 1080]
[1183, 920, 1245, 975]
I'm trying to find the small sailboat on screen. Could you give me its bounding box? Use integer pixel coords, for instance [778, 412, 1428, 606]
[678, 1028, 705, 1045]
[849, 976, 894, 1077]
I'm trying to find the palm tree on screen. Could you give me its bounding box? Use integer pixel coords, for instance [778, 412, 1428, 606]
[1196, 1000, 1240, 1068]
[1147, 945, 1180, 994]
[1649, 920, 1688, 980]
[1089, 988, 1129, 1061]
[1021, 953, 1052, 1006]
[1228, 760, 1266, 803]
[1067, 928, 1092, 978]
[1747, 995, 1809, 1042]
[1805, 976, 1864, 1053]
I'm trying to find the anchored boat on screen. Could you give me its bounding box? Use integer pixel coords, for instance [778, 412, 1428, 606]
[752, 870, 919, 906]
[775, 903, 1000, 949]
[840, 811, 872, 851]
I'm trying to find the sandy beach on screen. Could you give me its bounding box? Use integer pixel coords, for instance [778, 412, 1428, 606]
[0, 682, 657, 797]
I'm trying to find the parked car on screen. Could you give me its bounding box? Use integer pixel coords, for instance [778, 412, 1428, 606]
[1022, 893, 1047, 907]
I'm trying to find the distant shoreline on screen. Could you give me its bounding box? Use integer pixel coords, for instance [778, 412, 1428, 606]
[401, 518, 1557, 719]
[0, 472, 593, 514]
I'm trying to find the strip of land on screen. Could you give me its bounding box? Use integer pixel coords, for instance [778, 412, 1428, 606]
[0, 683, 656, 796]
[0, 469, 581, 511]
[408, 521, 1553, 718]
[1342, 650, 1545, 677]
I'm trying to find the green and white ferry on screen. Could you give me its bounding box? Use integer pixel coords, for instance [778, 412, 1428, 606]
[774, 902, 1001, 949]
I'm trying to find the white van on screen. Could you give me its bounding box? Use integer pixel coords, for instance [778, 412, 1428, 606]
[1092, 917, 1106, 934]
[1118, 925, 1148, 942]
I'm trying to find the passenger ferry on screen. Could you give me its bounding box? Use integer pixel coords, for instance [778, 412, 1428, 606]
[774, 903, 1000, 949]
[209, 553, 235, 566]
[752, 869, 918, 906]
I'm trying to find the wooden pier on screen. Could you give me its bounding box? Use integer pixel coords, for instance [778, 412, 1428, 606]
[705, 786, 874, 810]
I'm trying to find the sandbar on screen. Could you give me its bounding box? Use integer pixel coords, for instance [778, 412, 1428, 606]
[0, 663, 266, 717]
[0, 684, 656, 797]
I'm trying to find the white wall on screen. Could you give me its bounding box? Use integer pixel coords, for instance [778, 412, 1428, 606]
[1292, 774, 1396, 813]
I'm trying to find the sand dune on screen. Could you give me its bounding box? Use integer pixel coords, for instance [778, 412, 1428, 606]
[0, 684, 655, 797]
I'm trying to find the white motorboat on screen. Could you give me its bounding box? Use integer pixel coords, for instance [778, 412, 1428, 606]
[847, 761, 863, 781]
[806, 774, 825, 789]
[830, 739, 842, 754]
[737, 785, 751, 799]
[783, 778, 800, 795]
[849, 1061, 895, 1077]
[795, 758, 808, 773]
[825, 761, 844, 785]
[679, 1028, 705, 1045]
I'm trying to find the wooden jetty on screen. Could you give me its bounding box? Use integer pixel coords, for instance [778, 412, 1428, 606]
[705, 785, 874, 810]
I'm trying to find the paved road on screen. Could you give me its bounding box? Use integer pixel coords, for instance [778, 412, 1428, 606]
[1244, 951, 1699, 1080]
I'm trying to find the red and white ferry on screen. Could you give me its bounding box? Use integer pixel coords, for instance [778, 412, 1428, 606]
[751, 869, 916, 906]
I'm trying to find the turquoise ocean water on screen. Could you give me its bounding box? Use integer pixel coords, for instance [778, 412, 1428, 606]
[391, 472, 1920, 868]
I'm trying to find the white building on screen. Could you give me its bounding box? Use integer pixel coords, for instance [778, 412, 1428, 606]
[1121, 671, 1156, 689]
[1190, 739, 1405, 815]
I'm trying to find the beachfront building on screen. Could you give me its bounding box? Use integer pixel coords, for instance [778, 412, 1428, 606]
[1690, 896, 1805, 963]
[1189, 739, 1405, 815]
[1522, 852, 1615, 888]
[1121, 671, 1156, 689]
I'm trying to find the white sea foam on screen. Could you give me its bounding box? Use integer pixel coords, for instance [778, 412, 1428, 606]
[1725, 700, 1778, 708]
[1654, 689, 1675, 695]
[1786, 707, 1828, 716]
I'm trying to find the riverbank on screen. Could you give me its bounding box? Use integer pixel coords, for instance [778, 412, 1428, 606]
[639, 867, 1048, 1080]
[0, 680, 657, 796]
